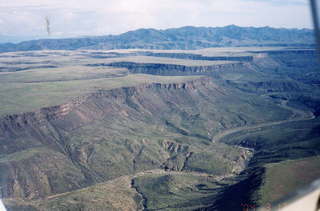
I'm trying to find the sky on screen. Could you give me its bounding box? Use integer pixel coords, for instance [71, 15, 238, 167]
[0, 0, 313, 38]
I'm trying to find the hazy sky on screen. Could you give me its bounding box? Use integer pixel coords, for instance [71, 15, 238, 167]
[0, 0, 313, 37]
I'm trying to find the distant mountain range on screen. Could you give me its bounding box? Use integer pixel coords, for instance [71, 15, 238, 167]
[0, 25, 314, 52]
[0, 35, 40, 44]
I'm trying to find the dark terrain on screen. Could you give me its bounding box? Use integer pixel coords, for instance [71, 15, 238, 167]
[0, 40, 319, 210]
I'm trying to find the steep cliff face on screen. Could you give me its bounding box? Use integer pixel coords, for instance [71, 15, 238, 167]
[0, 77, 291, 202]
[89, 62, 247, 76]
[135, 51, 254, 62]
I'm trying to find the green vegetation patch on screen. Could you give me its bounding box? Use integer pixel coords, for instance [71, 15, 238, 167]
[133, 174, 225, 210]
[258, 156, 320, 205]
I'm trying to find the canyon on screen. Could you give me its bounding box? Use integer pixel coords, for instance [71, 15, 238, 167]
[0, 47, 319, 210]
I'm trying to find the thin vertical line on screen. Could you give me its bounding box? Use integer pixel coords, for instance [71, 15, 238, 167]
[310, 0, 320, 52]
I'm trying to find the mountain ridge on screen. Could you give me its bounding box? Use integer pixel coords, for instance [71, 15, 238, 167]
[0, 25, 314, 52]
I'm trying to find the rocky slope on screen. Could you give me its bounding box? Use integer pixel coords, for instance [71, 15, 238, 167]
[0, 77, 291, 209]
